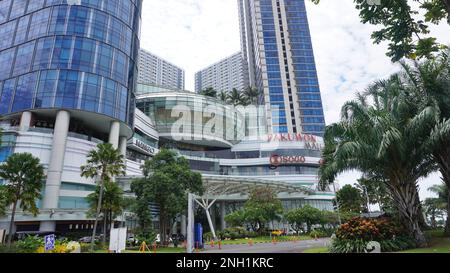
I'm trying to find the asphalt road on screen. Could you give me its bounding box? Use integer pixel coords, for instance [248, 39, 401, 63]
[202, 238, 330, 253]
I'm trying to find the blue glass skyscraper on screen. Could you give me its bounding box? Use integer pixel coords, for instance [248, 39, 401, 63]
[0, 0, 142, 232]
[238, 0, 325, 136]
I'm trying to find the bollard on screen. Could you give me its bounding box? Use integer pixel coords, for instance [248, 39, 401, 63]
[248, 239, 253, 246]
[210, 240, 215, 248]
[314, 234, 318, 241]
[153, 242, 157, 253]
[272, 237, 277, 245]
[218, 240, 222, 250]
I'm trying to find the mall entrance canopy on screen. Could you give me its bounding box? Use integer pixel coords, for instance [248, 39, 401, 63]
[186, 175, 315, 253]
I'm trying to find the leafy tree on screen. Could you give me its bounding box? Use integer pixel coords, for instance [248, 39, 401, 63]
[200, 87, 217, 98]
[320, 74, 435, 246]
[426, 184, 448, 229]
[320, 210, 341, 229]
[243, 188, 283, 233]
[80, 143, 126, 249]
[336, 185, 365, 214]
[284, 205, 324, 234]
[224, 210, 246, 227]
[312, 0, 449, 61]
[356, 176, 392, 212]
[131, 149, 203, 245]
[86, 180, 125, 238]
[0, 153, 45, 247]
[423, 197, 446, 228]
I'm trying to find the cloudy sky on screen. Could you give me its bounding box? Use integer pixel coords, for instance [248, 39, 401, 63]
[140, 0, 450, 201]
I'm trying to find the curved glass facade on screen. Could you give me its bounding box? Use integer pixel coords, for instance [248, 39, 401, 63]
[0, 0, 142, 126]
[136, 84, 245, 146]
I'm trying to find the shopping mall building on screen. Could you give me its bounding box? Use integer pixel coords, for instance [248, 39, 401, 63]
[0, 0, 334, 236]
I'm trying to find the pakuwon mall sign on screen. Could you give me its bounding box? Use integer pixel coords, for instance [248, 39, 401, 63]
[266, 133, 322, 150]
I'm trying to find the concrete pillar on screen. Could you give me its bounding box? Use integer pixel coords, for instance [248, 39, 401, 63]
[40, 110, 70, 232]
[19, 111, 32, 131]
[108, 121, 120, 149]
[181, 214, 187, 237]
[220, 202, 227, 230]
[119, 136, 127, 157]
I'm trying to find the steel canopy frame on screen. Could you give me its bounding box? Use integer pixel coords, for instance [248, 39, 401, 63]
[186, 175, 314, 253]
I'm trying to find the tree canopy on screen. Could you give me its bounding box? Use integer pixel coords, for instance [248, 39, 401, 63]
[0, 153, 45, 247]
[131, 149, 203, 244]
[312, 0, 449, 61]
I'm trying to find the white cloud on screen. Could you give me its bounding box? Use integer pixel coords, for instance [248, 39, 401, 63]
[140, 0, 449, 200]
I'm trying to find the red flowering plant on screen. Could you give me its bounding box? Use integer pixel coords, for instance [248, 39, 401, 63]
[335, 217, 404, 241]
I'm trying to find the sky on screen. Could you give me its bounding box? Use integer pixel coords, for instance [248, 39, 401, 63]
[140, 0, 450, 201]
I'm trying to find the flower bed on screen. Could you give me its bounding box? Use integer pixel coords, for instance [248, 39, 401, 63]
[330, 217, 415, 253]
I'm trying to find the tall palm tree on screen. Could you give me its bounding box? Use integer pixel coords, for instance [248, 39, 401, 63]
[200, 87, 217, 98]
[0, 153, 45, 247]
[400, 51, 450, 235]
[243, 86, 260, 105]
[81, 143, 126, 250]
[320, 75, 434, 246]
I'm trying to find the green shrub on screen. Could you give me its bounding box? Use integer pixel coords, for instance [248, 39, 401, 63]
[330, 238, 368, 253]
[330, 217, 415, 253]
[16, 235, 43, 253]
[217, 227, 258, 240]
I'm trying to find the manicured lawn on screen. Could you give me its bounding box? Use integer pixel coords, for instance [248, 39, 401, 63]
[219, 235, 312, 245]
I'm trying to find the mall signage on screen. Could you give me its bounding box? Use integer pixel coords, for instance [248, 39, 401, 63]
[134, 139, 156, 155]
[267, 133, 317, 143]
[270, 154, 306, 167]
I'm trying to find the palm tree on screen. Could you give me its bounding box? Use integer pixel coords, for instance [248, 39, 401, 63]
[0, 153, 45, 247]
[86, 180, 125, 239]
[243, 86, 260, 105]
[320, 75, 434, 246]
[227, 88, 248, 106]
[81, 143, 126, 250]
[218, 90, 228, 103]
[0, 185, 8, 217]
[424, 183, 447, 228]
[200, 87, 217, 98]
[400, 51, 450, 235]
